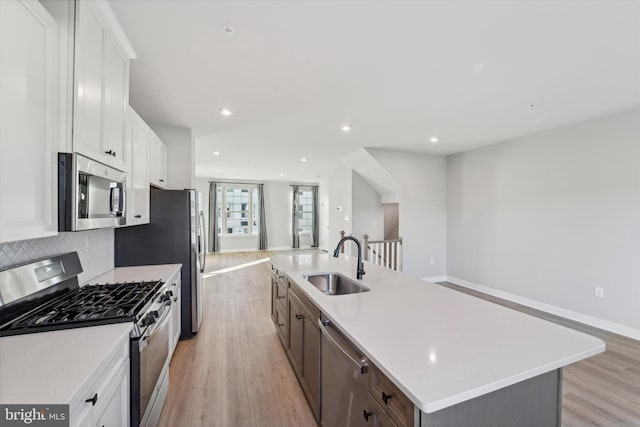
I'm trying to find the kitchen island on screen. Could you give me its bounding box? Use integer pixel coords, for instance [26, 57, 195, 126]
[270, 252, 605, 426]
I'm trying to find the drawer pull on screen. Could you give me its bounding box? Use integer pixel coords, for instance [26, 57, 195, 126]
[363, 410, 372, 421]
[134, 214, 142, 218]
[85, 393, 98, 406]
[296, 314, 304, 320]
[382, 391, 392, 404]
[278, 322, 285, 327]
[277, 296, 286, 299]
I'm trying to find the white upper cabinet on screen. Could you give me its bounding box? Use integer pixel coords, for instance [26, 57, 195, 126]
[0, 0, 59, 243]
[149, 132, 168, 188]
[73, 0, 134, 172]
[102, 32, 129, 170]
[124, 107, 151, 226]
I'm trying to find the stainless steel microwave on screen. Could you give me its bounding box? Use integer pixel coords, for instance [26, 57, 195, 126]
[58, 153, 127, 231]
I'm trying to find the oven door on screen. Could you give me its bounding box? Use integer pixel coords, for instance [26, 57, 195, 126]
[131, 304, 171, 427]
[58, 153, 127, 231]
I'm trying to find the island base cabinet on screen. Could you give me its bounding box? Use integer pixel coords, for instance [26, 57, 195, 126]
[365, 394, 399, 427]
[420, 369, 562, 427]
[287, 288, 320, 420]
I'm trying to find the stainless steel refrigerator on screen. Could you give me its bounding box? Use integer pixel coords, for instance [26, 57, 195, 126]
[114, 188, 206, 339]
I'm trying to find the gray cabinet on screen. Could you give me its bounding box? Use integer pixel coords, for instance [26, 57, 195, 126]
[270, 265, 288, 347]
[287, 287, 321, 420]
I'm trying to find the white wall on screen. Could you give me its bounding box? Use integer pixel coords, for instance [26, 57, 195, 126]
[352, 171, 384, 240]
[367, 149, 447, 279]
[152, 125, 195, 190]
[264, 181, 293, 249]
[324, 164, 353, 250]
[447, 108, 640, 332]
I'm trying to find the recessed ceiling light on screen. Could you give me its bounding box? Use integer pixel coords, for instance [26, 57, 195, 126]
[216, 169, 221, 173]
[341, 125, 351, 132]
[279, 172, 284, 176]
[213, 151, 221, 156]
[301, 158, 307, 162]
[222, 26, 234, 34]
[429, 136, 439, 143]
[220, 108, 232, 116]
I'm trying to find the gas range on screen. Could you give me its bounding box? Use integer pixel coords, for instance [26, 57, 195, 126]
[0, 253, 171, 339]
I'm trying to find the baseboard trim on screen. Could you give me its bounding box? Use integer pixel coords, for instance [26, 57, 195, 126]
[267, 246, 292, 251]
[423, 276, 447, 283]
[444, 275, 640, 341]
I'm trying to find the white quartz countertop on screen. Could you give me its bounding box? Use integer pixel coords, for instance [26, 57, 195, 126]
[271, 253, 606, 414]
[0, 323, 132, 404]
[87, 264, 181, 286]
[0, 264, 181, 405]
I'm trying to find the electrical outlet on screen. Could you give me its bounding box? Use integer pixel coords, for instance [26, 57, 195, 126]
[594, 286, 604, 298]
[430, 258, 435, 265]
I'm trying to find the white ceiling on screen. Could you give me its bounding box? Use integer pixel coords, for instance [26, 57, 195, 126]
[110, 0, 640, 183]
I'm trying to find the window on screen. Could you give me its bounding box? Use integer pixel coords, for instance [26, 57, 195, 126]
[297, 188, 314, 233]
[216, 185, 259, 235]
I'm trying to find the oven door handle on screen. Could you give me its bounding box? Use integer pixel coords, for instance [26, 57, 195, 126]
[141, 302, 172, 345]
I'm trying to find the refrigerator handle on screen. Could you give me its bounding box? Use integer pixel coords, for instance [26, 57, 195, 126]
[199, 211, 207, 273]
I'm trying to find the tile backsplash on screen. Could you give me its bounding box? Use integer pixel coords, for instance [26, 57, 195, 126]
[0, 229, 114, 283]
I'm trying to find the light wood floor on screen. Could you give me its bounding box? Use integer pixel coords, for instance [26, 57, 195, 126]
[159, 251, 640, 427]
[158, 250, 318, 427]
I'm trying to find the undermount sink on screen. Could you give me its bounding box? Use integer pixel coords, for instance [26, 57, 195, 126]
[302, 272, 370, 295]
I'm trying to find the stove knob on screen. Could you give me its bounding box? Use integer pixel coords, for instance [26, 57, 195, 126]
[150, 310, 159, 319]
[142, 315, 156, 327]
[160, 293, 170, 303]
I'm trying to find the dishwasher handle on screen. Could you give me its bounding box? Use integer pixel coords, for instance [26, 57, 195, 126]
[318, 318, 369, 374]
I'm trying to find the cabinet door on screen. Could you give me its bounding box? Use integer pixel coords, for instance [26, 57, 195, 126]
[169, 280, 182, 356]
[92, 360, 130, 427]
[131, 110, 150, 224]
[301, 315, 320, 419]
[158, 140, 168, 186]
[270, 277, 278, 325]
[73, 1, 106, 161]
[149, 132, 160, 186]
[287, 292, 303, 376]
[102, 33, 128, 171]
[0, 0, 58, 243]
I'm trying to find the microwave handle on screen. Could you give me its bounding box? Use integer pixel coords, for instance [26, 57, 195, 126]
[109, 185, 126, 216]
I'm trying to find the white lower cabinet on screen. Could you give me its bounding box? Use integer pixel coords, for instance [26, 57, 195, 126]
[70, 332, 130, 427]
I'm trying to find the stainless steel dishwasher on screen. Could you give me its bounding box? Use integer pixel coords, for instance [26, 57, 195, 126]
[319, 315, 370, 427]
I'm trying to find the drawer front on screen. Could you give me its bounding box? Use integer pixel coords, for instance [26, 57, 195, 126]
[369, 365, 414, 427]
[275, 303, 287, 347]
[276, 279, 288, 312]
[366, 393, 398, 427]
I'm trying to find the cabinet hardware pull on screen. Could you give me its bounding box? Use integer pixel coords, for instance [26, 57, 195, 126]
[382, 391, 392, 404]
[159, 179, 165, 182]
[104, 150, 113, 155]
[112, 151, 116, 157]
[277, 296, 286, 299]
[363, 410, 372, 421]
[134, 214, 142, 218]
[296, 314, 304, 320]
[278, 322, 285, 327]
[85, 393, 98, 406]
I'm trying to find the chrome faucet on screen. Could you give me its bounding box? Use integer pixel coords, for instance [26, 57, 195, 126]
[333, 236, 366, 280]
